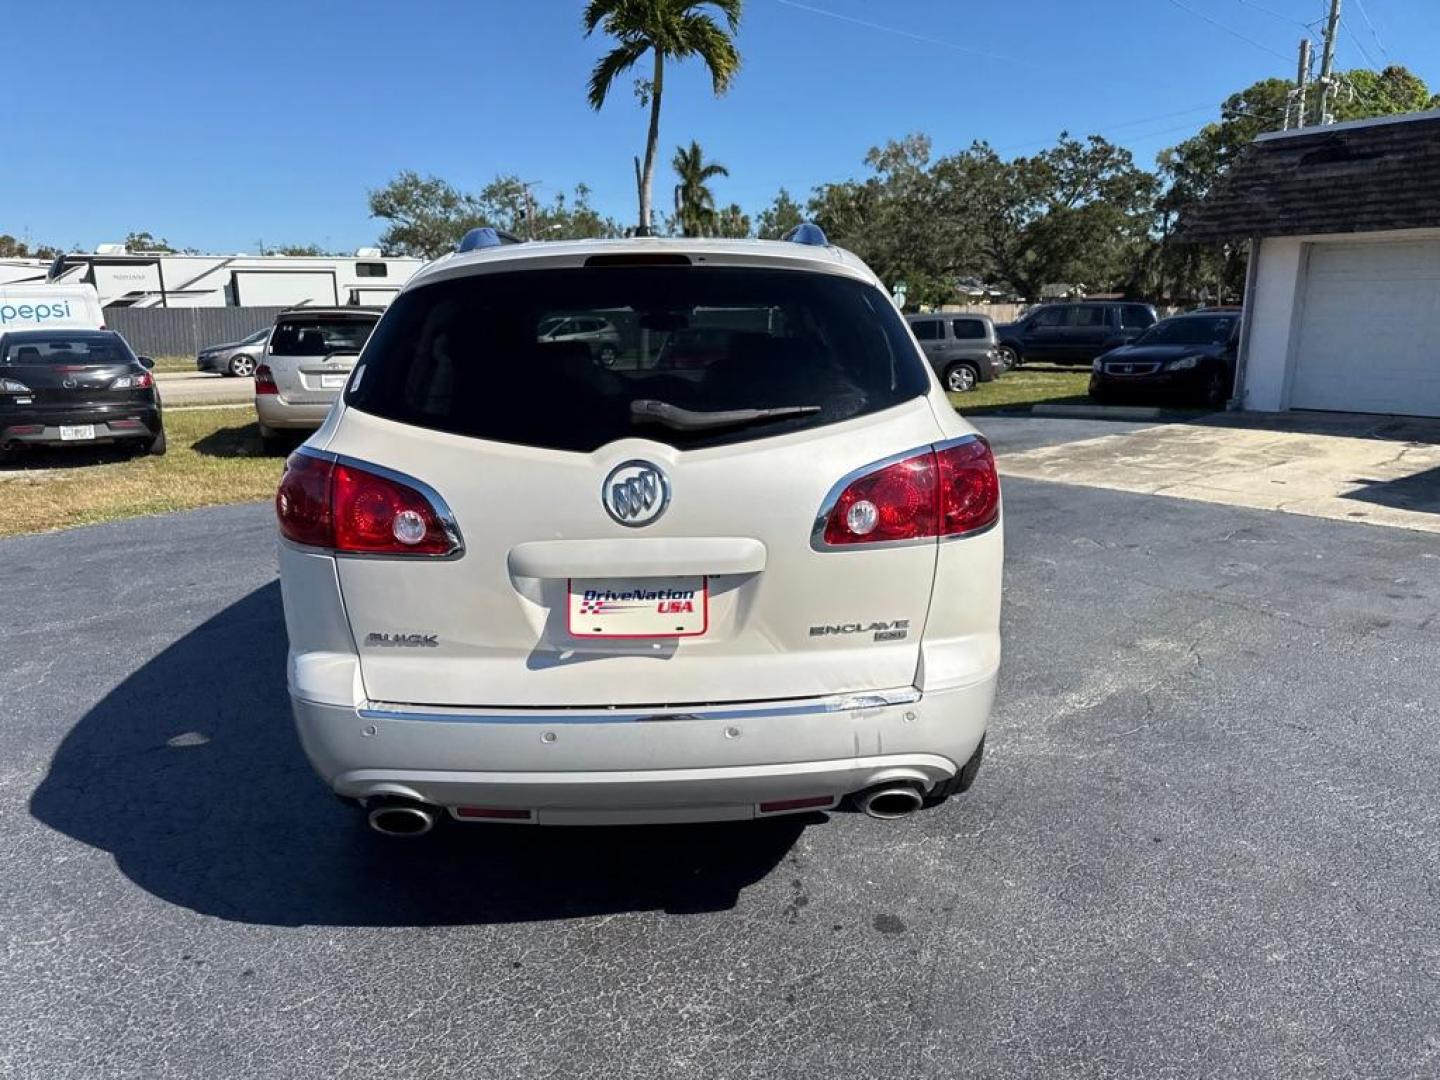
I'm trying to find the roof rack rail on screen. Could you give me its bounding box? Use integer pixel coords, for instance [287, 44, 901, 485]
[456, 227, 524, 253]
[781, 222, 828, 247]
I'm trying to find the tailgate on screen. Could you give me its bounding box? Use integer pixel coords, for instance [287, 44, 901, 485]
[330, 401, 943, 708]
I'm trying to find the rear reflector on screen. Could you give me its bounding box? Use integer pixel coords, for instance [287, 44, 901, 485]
[820, 438, 1000, 547]
[8, 425, 42, 435]
[455, 806, 533, 820]
[110, 418, 144, 429]
[275, 452, 460, 557]
[759, 795, 837, 813]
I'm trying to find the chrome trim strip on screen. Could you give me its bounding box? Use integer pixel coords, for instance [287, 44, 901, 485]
[809, 434, 985, 552]
[291, 446, 465, 560]
[357, 687, 921, 726]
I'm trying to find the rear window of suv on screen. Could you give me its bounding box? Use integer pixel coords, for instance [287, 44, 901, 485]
[270, 315, 377, 357]
[347, 266, 930, 452]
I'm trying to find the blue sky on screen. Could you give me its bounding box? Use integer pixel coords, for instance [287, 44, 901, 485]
[5, 0, 1437, 253]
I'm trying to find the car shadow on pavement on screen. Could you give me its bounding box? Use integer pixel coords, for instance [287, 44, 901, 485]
[0, 444, 140, 471]
[29, 582, 807, 927]
[190, 423, 286, 459]
[1342, 463, 1440, 516]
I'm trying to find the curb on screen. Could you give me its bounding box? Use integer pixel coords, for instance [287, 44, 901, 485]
[1030, 403, 1168, 420]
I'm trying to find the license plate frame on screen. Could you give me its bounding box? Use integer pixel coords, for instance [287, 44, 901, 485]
[567, 576, 709, 639]
[319, 373, 349, 389]
[59, 424, 96, 441]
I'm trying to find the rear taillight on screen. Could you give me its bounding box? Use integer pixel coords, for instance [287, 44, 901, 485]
[110, 371, 153, 390]
[254, 364, 278, 395]
[819, 438, 999, 547]
[276, 452, 460, 557]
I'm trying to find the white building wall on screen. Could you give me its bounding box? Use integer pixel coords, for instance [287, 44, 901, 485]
[1239, 236, 1304, 411]
[1239, 227, 1440, 412]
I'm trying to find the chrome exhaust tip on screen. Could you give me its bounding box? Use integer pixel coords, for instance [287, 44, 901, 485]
[367, 799, 437, 837]
[856, 783, 925, 821]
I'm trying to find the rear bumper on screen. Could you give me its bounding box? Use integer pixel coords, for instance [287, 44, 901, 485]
[290, 677, 995, 824]
[1, 403, 161, 446]
[1089, 370, 1210, 398]
[255, 394, 332, 430]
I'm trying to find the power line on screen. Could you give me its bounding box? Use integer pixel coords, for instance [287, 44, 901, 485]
[1165, 0, 1293, 61]
[1340, 17, 1381, 69]
[771, 0, 1032, 67]
[991, 105, 1221, 153]
[1350, 0, 1392, 62]
[1234, 0, 1313, 33]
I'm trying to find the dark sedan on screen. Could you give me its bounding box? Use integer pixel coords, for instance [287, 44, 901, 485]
[1089, 312, 1240, 408]
[197, 326, 271, 377]
[0, 330, 165, 458]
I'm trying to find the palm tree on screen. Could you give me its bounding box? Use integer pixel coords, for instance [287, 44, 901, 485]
[672, 141, 729, 236]
[584, 0, 742, 235]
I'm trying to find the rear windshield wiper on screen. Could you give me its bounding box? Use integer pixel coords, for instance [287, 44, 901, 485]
[630, 399, 820, 432]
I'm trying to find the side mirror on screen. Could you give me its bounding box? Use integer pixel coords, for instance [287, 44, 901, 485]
[137, 356, 155, 370]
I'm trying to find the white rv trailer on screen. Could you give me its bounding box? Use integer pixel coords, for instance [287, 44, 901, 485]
[46, 247, 425, 308]
[0, 258, 52, 288]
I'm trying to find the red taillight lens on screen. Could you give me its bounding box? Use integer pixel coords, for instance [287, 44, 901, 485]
[935, 438, 1001, 536]
[254, 364, 278, 394]
[332, 462, 454, 555]
[275, 453, 333, 547]
[824, 452, 936, 545]
[275, 453, 457, 556]
[822, 439, 999, 546]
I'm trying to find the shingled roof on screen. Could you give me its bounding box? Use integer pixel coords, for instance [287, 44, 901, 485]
[1180, 109, 1440, 243]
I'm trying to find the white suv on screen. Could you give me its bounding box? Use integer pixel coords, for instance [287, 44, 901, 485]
[275, 227, 1003, 834]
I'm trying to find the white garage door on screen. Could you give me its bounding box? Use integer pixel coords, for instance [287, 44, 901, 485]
[1290, 239, 1440, 417]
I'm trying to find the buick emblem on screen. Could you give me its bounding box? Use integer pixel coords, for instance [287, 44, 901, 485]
[602, 460, 670, 527]
[62, 377, 78, 389]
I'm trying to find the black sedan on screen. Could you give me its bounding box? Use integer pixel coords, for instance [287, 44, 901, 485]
[1089, 312, 1240, 408]
[0, 330, 165, 458]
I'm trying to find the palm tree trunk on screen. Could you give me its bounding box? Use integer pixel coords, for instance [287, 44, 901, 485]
[638, 51, 664, 235]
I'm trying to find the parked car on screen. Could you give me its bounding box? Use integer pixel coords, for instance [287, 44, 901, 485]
[1090, 311, 1241, 408]
[994, 301, 1157, 368]
[254, 307, 380, 451]
[274, 226, 1003, 834]
[905, 312, 1003, 392]
[538, 314, 622, 366]
[0, 329, 164, 458]
[197, 326, 271, 377]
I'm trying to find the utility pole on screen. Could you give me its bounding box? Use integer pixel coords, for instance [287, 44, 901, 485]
[521, 182, 538, 241]
[1288, 37, 1312, 130]
[1315, 0, 1342, 125]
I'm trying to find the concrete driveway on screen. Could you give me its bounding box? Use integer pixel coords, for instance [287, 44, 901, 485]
[3, 478, 1439, 1078]
[990, 411, 1440, 534]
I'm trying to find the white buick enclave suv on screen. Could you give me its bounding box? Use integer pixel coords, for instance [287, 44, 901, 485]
[275, 225, 1002, 834]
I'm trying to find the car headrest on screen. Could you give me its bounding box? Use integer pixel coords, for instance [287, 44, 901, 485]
[13, 346, 41, 361]
[296, 330, 327, 354]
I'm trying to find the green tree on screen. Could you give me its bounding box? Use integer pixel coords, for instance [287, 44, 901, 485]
[713, 202, 751, 238]
[368, 171, 488, 257]
[123, 230, 175, 253]
[755, 188, 804, 238]
[271, 243, 327, 256]
[672, 140, 729, 236]
[584, 0, 742, 235]
[0, 234, 60, 259]
[1339, 65, 1440, 121]
[368, 171, 623, 256]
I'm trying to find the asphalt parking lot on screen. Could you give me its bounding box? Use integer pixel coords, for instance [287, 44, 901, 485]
[3, 434, 1439, 1078]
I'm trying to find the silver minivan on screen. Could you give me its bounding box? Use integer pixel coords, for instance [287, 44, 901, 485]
[254, 307, 380, 451]
[904, 313, 1004, 392]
